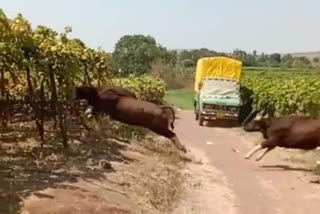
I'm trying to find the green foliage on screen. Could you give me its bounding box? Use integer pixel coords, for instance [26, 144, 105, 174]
[0, 11, 112, 97]
[313, 57, 319, 63]
[291, 57, 312, 68]
[112, 74, 166, 104]
[270, 53, 281, 64]
[242, 73, 320, 116]
[0, 10, 170, 149]
[165, 89, 194, 110]
[177, 48, 224, 67]
[281, 54, 294, 68]
[0, 11, 167, 105]
[181, 59, 194, 67]
[176, 48, 314, 69]
[112, 34, 175, 76]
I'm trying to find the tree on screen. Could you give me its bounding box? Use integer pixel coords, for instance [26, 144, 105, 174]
[190, 48, 218, 63]
[270, 53, 281, 64]
[158, 46, 177, 67]
[281, 54, 294, 68]
[112, 34, 173, 76]
[313, 57, 319, 63]
[177, 48, 220, 67]
[232, 49, 257, 66]
[253, 50, 257, 59]
[178, 50, 192, 61]
[0, 9, 112, 148]
[232, 49, 247, 62]
[181, 59, 194, 67]
[299, 56, 311, 65]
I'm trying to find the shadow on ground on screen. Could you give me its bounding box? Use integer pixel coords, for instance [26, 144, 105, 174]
[0, 127, 134, 214]
[259, 164, 313, 172]
[201, 120, 241, 128]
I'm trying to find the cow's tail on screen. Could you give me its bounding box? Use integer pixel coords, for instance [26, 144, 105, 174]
[160, 105, 175, 130]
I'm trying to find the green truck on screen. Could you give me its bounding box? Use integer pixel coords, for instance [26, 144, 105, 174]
[193, 56, 243, 126]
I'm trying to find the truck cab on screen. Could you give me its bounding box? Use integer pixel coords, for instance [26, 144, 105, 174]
[193, 57, 243, 126]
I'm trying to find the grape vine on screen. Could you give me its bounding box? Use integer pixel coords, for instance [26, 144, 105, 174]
[0, 11, 166, 147]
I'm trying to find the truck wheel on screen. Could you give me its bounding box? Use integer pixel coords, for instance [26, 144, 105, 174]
[199, 114, 204, 126]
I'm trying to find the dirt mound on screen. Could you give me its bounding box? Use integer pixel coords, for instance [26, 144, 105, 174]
[14, 134, 187, 214]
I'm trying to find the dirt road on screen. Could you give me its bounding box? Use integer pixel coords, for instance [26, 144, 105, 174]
[174, 110, 320, 214]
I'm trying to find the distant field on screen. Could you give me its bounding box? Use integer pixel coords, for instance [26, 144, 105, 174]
[182, 66, 320, 74]
[165, 89, 194, 110]
[242, 66, 315, 72]
[166, 66, 320, 114]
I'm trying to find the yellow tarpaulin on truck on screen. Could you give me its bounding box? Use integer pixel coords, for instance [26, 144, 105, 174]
[194, 56, 242, 92]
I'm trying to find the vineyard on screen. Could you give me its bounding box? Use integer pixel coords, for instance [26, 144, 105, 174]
[0, 10, 176, 214]
[241, 71, 320, 117]
[0, 10, 166, 149]
[3, 3, 320, 214]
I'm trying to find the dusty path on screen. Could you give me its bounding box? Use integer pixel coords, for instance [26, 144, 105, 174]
[175, 110, 320, 214]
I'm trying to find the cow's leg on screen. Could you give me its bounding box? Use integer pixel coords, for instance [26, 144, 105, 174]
[245, 137, 277, 160]
[152, 127, 187, 153]
[255, 147, 275, 161]
[170, 134, 187, 153]
[245, 144, 264, 159]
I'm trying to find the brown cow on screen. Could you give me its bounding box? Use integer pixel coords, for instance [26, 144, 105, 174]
[73, 86, 186, 153]
[73, 85, 137, 116]
[244, 114, 320, 161]
[73, 85, 137, 102]
[243, 114, 310, 139]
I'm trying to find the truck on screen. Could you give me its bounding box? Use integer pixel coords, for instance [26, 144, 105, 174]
[193, 56, 243, 126]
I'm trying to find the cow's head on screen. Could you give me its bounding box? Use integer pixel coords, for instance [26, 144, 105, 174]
[73, 86, 98, 100]
[244, 113, 271, 134]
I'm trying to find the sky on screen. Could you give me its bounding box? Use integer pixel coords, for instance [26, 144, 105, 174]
[1, 0, 320, 54]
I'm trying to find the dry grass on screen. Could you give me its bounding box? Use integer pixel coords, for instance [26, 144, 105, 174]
[83, 116, 187, 213]
[146, 167, 182, 212]
[281, 149, 320, 172]
[132, 134, 186, 214]
[314, 163, 320, 176]
[0, 115, 188, 214]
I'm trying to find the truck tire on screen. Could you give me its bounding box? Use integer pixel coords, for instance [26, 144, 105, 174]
[199, 114, 204, 126]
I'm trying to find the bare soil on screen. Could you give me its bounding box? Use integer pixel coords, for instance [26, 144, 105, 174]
[2, 110, 320, 214]
[0, 125, 186, 214]
[173, 110, 320, 214]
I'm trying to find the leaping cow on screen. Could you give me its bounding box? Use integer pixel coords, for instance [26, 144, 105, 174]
[244, 114, 320, 161]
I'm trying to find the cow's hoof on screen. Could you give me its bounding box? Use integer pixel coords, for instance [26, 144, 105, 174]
[179, 154, 192, 162]
[180, 148, 187, 153]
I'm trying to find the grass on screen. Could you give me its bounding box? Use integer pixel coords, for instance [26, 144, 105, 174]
[134, 134, 187, 214]
[165, 89, 194, 110]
